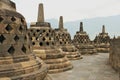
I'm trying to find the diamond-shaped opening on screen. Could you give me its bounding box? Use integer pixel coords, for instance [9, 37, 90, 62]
[32, 42, 35, 45]
[33, 33, 35, 36]
[37, 29, 40, 32]
[0, 16, 3, 22]
[42, 37, 45, 41]
[43, 30, 45, 32]
[19, 25, 23, 33]
[60, 42, 62, 44]
[52, 42, 54, 45]
[30, 30, 33, 32]
[21, 18, 24, 23]
[14, 35, 19, 42]
[36, 37, 38, 40]
[8, 46, 15, 55]
[49, 37, 51, 40]
[46, 42, 49, 46]
[24, 36, 27, 40]
[11, 16, 16, 22]
[0, 35, 6, 43]
[5, 24, 13, 32]
[39, 42, 43, 46]
[22, 45, 27, 53]
[49, 30, 51, 32]
[28, 45, 31, 49]
[46, 33, 49, 36]
[65, 42, 66, 44]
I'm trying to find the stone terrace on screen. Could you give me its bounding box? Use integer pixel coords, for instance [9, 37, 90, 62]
[50, 53, 119, 80]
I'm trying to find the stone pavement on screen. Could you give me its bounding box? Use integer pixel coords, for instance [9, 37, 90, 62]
[49, 53, 119, 80]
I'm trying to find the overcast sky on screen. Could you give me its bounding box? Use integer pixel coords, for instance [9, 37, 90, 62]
[12, 0, 120, 22]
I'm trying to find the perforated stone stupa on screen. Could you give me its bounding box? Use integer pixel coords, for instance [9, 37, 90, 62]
[73, 22, 97, 54]
[109, 37, 120, 73]
[0, 0, 51, 80]
[54, 16, 82, 60]
[94, 25, 110, 53]
[28, 3, 73, 73]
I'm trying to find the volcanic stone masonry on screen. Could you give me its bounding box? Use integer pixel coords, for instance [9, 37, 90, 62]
[73, 22, 97, 55]
[0, 0, 51, 80]
[54, 16, 82, 60]
[109, 37, 120, 73]
[94, 25, 110, 53]
[28, 3, 73, 73]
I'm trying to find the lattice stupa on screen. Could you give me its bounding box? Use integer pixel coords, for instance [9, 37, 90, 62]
[28, 3, 73, 73]
[0, 0, 51, 80]
[54, 16, 82, 60]
[73, 22, 97, 54]
[94, 25, 110, 53]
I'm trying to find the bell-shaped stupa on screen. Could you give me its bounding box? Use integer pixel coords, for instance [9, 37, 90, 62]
[0, 0, 51, 80]
[28, 3, 73, 73]
[94, 25, 110, 53]
[54, 16, 82, 60]
[73, 22, 97, 54]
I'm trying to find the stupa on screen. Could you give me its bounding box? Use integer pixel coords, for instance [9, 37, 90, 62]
[54, 16, 82, 60]
[109, 37, 120, 72]
[28, 3, 73, 73]
[94, 25, 110, 53]
[73, 22, 97, 54]
[0, 0, 51, 80]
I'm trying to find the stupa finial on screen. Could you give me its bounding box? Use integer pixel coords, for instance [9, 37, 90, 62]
[80, 22, 83, 32]
[59, 16, 64, 30]
[37, 3, 44, 22]
[102, 25, 105, 33]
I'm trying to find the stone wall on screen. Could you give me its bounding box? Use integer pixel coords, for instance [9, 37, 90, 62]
[109, 38, 120, 73]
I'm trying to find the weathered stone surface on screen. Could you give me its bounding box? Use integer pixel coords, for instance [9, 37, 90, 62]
[109, 37, 120, 73]
[0, 0, 16, 11]
[73, 22, 97, 55]
[94, 25, 110, 53]
[50, 53, 119, 80]
[28, 3, 73, 73]
[54, 16, 82, 60]
[0, 0, 51, 80]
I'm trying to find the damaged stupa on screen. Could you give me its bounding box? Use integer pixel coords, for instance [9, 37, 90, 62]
[28, 3, 73, 73]
[94, 25, 110, 53]
[73, 22, 97, 55]
[54, 16, 82, 60]
[0, 0, 51, 80]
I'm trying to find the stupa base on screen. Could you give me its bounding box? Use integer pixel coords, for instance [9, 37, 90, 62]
[33, 46, 73, 74]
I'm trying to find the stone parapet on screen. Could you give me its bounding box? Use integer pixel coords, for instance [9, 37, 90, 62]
[109, 38, 120, 72]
